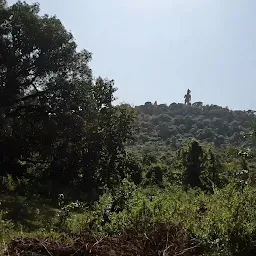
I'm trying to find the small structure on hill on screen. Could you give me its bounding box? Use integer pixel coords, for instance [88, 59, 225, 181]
[184, 89, 191, 106]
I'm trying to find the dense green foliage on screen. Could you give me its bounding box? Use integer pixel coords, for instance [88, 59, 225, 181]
[1, 1, 256, 256]
[0, 1, 137, 200]
[135, 101, 256, 148]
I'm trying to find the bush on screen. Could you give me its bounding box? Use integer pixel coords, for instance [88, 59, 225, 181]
[63, 185, 256, 255]
[0, 210, 14, 253]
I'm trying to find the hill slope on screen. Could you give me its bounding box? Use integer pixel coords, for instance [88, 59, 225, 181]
[134, 102, 256, 148]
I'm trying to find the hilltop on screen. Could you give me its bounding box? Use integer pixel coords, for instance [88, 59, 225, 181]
[134, 101, 256, 149]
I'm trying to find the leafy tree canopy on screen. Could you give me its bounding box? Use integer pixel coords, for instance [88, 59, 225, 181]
[135, 102, 256, 148]
[0, 1, 137, 199]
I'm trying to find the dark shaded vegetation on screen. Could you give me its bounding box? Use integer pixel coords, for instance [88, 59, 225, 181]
[1, 1, 256, 256]
[0, 0, 137, 202]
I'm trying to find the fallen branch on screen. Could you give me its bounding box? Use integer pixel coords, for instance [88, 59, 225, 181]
[174, 243, 201, 256]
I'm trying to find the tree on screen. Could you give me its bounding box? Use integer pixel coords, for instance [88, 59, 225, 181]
[180, 140, 204, 188]
[122, 153, 143, 185]
[192, 101, 203, 108]
[0, 1, 87, 177]
[0, 0, 6, 8]
[144, 163, 166, 187]
[179, 140, 224, 192]
[201, 149, 223, 193]
[0, 1, 137, 199]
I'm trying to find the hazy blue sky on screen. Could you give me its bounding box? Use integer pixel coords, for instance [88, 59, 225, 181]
[8, 0, 256, 109]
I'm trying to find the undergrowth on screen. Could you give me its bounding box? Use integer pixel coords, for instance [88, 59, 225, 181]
[1, 183, 256, 255]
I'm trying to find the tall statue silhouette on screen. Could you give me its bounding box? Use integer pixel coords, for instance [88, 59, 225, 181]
[184, 89, 191, 106]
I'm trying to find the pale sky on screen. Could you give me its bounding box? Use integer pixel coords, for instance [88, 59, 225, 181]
[8, 0, 256, 110]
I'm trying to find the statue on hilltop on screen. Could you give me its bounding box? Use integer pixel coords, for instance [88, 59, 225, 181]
[184, 89, 191, 106]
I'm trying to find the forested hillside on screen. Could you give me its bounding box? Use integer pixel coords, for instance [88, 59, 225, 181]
[135, 101, 256, 148]
[2, 1, 256, 256]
